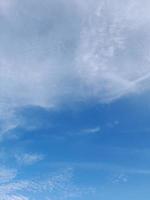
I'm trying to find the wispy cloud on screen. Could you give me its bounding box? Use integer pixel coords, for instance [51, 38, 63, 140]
[80, 126, 101, 135]
[45, 161, 150, 176]
[76, 0, 150, 102]
[15, 153, 44, 165]
[0, 168, 94, 200]
[0, 0, 150, 133]
[111, 173, 128, 184]
[0, 168, 17, 184]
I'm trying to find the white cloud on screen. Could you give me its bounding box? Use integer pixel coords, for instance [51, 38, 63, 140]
[15, 153, 44, 165]
[0, 168, 94, 200]
[0, 168, 17, 183]
[0, 0, 150, 125]
[76, 0, 150, 102]
[111, 173, 128, 184]
[80, 126, 101, 135]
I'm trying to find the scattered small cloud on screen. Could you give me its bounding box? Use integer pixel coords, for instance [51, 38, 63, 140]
[15, 153, 44, 165]
[106, 120, 119, 129]
[111, 173, 128, 184]
[80, 126, 101, 135]
[0, 168, 95, 200]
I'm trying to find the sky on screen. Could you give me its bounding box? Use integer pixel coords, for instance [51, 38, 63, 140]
[0, 0, 150, 199]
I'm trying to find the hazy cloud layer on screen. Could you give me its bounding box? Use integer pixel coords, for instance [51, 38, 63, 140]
[0, 0, 150, 115]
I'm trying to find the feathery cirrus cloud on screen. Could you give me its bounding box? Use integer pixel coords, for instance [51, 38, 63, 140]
[0, 0, 150, 117]
[0, 167, 94, 200]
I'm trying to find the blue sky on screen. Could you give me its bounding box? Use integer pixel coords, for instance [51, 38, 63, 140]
[0, 0, 150, 199]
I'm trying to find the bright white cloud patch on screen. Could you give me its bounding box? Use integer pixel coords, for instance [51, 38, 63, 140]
[0, 0, 150, 117]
